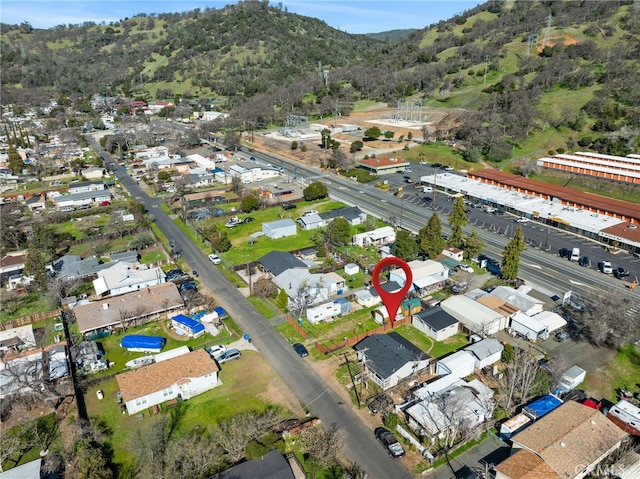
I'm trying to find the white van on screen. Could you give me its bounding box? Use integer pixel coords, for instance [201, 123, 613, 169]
[570, 248, 580, 262]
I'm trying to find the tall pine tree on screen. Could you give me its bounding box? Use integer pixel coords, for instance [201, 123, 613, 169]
[448, 196, 468, 248]
[418, 213, 445, 259]
[501, 226, 526, 281]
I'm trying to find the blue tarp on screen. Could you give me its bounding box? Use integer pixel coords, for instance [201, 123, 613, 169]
[172, 314, 205, 335]
[214, 306, 228, 318]
[192, 311, 206, 321]
[523, 394, 563, 420]
[120, 335, 166, 352]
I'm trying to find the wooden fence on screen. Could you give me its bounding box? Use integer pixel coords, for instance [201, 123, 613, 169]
[314, 316, 412, 356]
[286, 316, 308, 339]
[0, 309, 61, 331]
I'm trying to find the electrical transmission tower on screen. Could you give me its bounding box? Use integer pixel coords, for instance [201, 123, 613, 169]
[542, 13, 552, 49]
[526, 34, 538, 57]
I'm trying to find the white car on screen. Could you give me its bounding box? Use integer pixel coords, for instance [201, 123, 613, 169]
[208, 253, 222, 264]
[96, 390, 104, 400]
[207, 344, 227, 358]
[601, 261, 613, 274]
[302, 210, 318, 217]
[516, 217, 530, 223]
[458, 264, 474, 273]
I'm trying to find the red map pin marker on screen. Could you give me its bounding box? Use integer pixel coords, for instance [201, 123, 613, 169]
[372, 257, 413, 327]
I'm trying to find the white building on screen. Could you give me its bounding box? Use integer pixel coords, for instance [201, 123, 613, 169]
[389, 259, 449, 296]
[463, 338, 504, 369]
[93, 263, 166, 297]
[352, 226, 396, 247]
[436, 350, 476, 377]
[263, 219, 297, 239]
[306, 301, 341, 324]
[441, 295, 508, 335]
[510, 312, 549, 341]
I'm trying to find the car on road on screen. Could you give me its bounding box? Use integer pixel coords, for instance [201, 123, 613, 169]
[207, 344, 227, 358]
[292, 343, 309, 357]
[432, 163, 442, 168]
[282, 204, 297, 210]
[374, 427, 405, 458]
[555, 331, 570, 342]
[516, 217, 530, 223]
[444, 165, 454, 171]
[218, 348, 242, 364]
[208, 253, 222, 264]
[614, 267, 630, 279]
[600, 261, 613, 274]
[250, 156, 256, 161]
[579, 256, 591, 267]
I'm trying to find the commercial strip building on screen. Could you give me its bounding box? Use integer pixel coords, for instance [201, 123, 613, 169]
[419, 169, 640, 253]
[537, 151, 640, 185]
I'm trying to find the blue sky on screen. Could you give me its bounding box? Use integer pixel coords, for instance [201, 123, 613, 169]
[1, 1, 483, 34]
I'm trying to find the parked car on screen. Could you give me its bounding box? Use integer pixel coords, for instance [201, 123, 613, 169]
[555, 331, 570, 342]
[179, 281, 197, 292]
[432, 163, 443, 168]
[207, 344, 227, 358]
[292, 343, 309, 357]
[600, 261, 613, 274]
[218, 348, 242, 364]
[367, 394, 393, 414]
[250, 156, 257, 161]
[558, 248, 571, 259]
[516, 217, 530, 223]
[374, 427, 405, 459]
[282, 204, 297, 210]
[444, 165, 454, 171]
[458, 264, 474, 273]
[614, 267, 630, 279]
[302, 210, 318, 217]
[452, 282, 468, 294]
[578, 256, 591, 267]
[96, 390, 104, 400]
[208, 254, 222, 264]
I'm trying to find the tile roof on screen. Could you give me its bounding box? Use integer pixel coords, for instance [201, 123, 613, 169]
[512, 401, 628, 479]
[116, 349, 218, 402]
[495, 449, 560, 479]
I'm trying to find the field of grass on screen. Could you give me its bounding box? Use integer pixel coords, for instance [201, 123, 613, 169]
[0, 293, 58, 323]
[583, 344, 640, 402]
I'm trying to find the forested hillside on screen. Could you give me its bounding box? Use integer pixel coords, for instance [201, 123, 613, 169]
[1, 0, 639, 161]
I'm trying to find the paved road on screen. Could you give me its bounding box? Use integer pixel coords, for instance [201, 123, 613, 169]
[85, 135, 413, 479]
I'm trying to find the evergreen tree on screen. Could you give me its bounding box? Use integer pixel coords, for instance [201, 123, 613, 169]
[23, 235, 47, 289]
[324, 218, 351, 246]
[463, 229, 485, 260]
[7, 144, 23, 174]
[418, 213, 445, 259]
[391, 230, 418, 261]
[448, 196, 467, 248]
[501, 226, 526, 281]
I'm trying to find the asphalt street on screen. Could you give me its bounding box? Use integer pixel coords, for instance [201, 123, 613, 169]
[86, 135, 413, 479]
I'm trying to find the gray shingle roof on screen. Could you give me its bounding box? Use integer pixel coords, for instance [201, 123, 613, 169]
[414, 307, 458, 331]
[320, 206, 364, 221]
[258, 251, 307, 277]
[212, 450, 295, 479]
[354, 333, 428, 380]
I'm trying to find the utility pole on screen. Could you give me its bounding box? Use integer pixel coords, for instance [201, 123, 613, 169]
[344, 352, 361, 407]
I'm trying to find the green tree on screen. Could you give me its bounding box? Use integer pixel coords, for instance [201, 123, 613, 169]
[291, 141, 298, 150]
[204, 224, 231, 253]
[364, 126, 381, 140]
[383, 130, 394, 140]
[418, 213, 445, 259]
[303, 181, 328, 201]
[324, 218, 351, 246]
[463, 229, 485, 260]
[501, 226, 526, 281]
[7, 144, 23, 174]
[276, 288, 289, 310]
[157, 170, 172, 182]
[23, 237, 47, 289]
[391, 230, 418, 261]
[241, 194, 259, 213]
[320, 129, 332, 150]
[349, 140, 363, 153]
[448, 197, 468, 248]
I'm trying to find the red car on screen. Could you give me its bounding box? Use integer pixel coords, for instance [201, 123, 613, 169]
[98, 201, 111, 207]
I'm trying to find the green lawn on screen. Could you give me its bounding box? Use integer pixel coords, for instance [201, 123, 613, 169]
[583, 344, 640, 402]
[0, 293, 58, 323]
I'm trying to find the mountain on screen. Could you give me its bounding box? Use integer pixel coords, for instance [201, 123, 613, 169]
[1, 0, 639, 161]
[366, 29, 417, 43]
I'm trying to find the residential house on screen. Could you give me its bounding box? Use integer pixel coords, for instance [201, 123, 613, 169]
[440, 295, 508, 335]
[92, 263, 166, 297]
[0, 250, 26, 284]
[51, 254, 111, 281]
[357, 157, 410, 174]
[176, 170, 216, 189]
[441, 246, 464, 262]
[258, 251, 307, 277]
[68, 181, 105, 194]
[354, 333, 430, 390]
[321, 206, 367, 226]
[306, 301, 342, 324]
[213, 450, 296, 479]
[530, 310, 567, 333]
[116, 349, 220, 415]
[412, 307, 459, 341]
[405, 377, 494, 440]
[0, 325, 37, 354]
[141, 156, 193, 172]
[463, 338, 504, 370]
[297, 212, 324, 230]
[81, 167, 106, 179]
[495, 401, 628, 479]
[54, 189, 112, 209]
[0, 458, 42, 479]
[25, 194, 46, 211]
[510, 312, 549, 342]
[74, 282, 184, 338]
[389, 259, 449, 296]
[353, 287, 382, 308]
[263, 219, 297, 239]
[352, 226, 396, 247]
[273, 269, 347, 305]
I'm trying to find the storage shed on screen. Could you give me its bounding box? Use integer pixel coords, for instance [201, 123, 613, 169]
[120, 335, 166, 353]
[262, 219, 297, 239]
[412, 307, 459, 341]
[531, 310, 567, 333]
[557, 365, 586, 392]
[436, 350, 476, 378]
[510, 312, 549, 342]
[499, 413, 532, 440]
[171, 314, 205, 338]
[344, 263, 359, 275]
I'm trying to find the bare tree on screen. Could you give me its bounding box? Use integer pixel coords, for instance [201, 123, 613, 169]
[0, 430, 23, 472]
[297, 423, 344, 467]
[496, 348, 543, 413]
[287, 280, 321, 319]
[213, 409, 282, 463]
